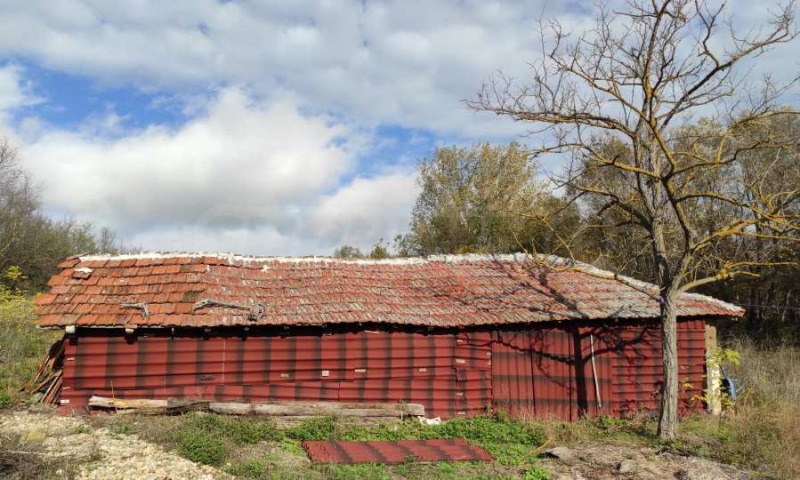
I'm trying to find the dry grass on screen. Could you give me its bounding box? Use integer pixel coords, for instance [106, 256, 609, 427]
[679, 338, 800, 479]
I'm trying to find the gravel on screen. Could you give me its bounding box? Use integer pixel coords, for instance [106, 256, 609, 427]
[0, 409, 230, 480]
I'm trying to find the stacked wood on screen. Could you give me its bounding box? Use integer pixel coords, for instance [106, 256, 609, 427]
[87, 396, 425, 422]
[22, 339, 64, 404]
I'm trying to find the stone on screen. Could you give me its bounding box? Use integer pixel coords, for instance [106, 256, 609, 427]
[25, 430, 46, 442]
[544, 446, 575, 462]
[674, 469, 692, 480]
[618, 458, 637, 474]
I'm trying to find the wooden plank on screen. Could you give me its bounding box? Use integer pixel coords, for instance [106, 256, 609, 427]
[251, 402, 424, 417]
[89, 396, 168, 409]
[88, 396, 425, 419]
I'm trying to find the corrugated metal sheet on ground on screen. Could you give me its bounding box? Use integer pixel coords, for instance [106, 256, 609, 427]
[302, 439, 493, 464]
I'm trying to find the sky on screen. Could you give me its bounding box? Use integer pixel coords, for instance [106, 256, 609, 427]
[0, 0, 796, 256]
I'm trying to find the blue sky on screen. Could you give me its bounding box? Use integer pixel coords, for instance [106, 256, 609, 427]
[0, 0, 796, 255]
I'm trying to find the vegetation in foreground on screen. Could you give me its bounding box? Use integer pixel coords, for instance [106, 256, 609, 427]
[0, 283, 59, 408]
[92, 412, 550, 479]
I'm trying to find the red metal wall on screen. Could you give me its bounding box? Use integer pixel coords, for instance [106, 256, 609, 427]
[59, 320, 707, 420]
[490, 320, 707, 420]
[59, 328, 492, 418]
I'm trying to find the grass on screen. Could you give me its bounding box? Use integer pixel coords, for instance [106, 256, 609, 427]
[675, 339, 800, 479]
[0, 295, 797, 478]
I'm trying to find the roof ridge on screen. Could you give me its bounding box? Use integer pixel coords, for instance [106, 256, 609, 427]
[77, 252, 560, 265]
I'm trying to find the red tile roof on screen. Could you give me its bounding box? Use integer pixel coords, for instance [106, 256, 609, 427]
[35, 253, 744, 329]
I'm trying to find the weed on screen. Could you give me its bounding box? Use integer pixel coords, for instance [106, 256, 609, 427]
[219, 416, 282, 444]
[176, 429, 226, 465]
[225, 458, 267, 478]
[0, 391, 12, 409]
[278, 437, 305, 456]
[286, 416, 335, 441]
[72, 425, 92, 435]
[523, 465, 551, 480]
[320, 464, 393, 480]
[433, 415, 545, 446]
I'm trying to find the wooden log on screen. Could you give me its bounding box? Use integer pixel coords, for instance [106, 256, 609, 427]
[209, 402, 253, 415]
[250, 403, 423, 417]
[89, 396, 168, 410]
[88, 396, 425, 419]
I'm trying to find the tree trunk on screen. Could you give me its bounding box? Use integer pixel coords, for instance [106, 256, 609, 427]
[657, 289, 680, 439]
[651, 214, 681, 440]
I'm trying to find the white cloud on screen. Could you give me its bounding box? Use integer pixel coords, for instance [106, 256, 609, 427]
[1, 1, 795, 138]
[310, 171, 419, 247]
[16, 86, 415, 254]
[0, 64, 40, 120]
[0, 0, 547, 138]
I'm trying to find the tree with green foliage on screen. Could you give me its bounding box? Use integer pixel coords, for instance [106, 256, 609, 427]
[333, 245, 365, 259]
[470, 0, 798, 438]
[400, 142, 579, 256]
[368, 239, 391, 259]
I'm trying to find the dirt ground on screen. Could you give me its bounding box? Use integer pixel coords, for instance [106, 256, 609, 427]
[536, 443, 749, 480]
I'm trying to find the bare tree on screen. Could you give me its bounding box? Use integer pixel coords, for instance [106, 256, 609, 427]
[469, 0, 799, 438]
[0, 139, 38, 265]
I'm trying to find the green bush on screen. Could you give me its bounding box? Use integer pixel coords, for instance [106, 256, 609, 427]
[433, 415, 545, 446]
[220, 416, 282, 444]
[226, 459, 267, 478]
[176, 429, 225, 465]
[286, 416, 336, 441]
[0, 391, 12, 409]
[523, 465, 551, 480]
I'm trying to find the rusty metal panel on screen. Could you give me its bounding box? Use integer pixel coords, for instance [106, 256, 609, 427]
[302, 439, 493, 464]
[610, 322, 661, 415]
[60, 327, 493, 418]
[677, 320, 707, 413]
[491, 330, 535, 418]
[609, 320, 707, 416]
[530, 326, 577, 420]
[576, 325, 614, 418]
[57, 320, 707, 419]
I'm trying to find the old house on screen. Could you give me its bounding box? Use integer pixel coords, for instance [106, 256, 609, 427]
[34, 253, 742, 419]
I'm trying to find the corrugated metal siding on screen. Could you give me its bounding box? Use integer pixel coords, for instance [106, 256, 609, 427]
[609, 320, 707, 416]
[489, 320, 707, 420]
[577, 325, 615, 418]
[60, 320, 706, 420]
[60, 328, 492, 418]
[491, 330, 535, 418]
[531, 326, 577, 420]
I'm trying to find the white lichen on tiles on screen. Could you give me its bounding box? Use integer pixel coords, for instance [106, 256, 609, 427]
[75, 251, 743, 316]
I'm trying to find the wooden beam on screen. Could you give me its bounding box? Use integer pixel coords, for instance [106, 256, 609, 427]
[87, 396, 425, 419]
